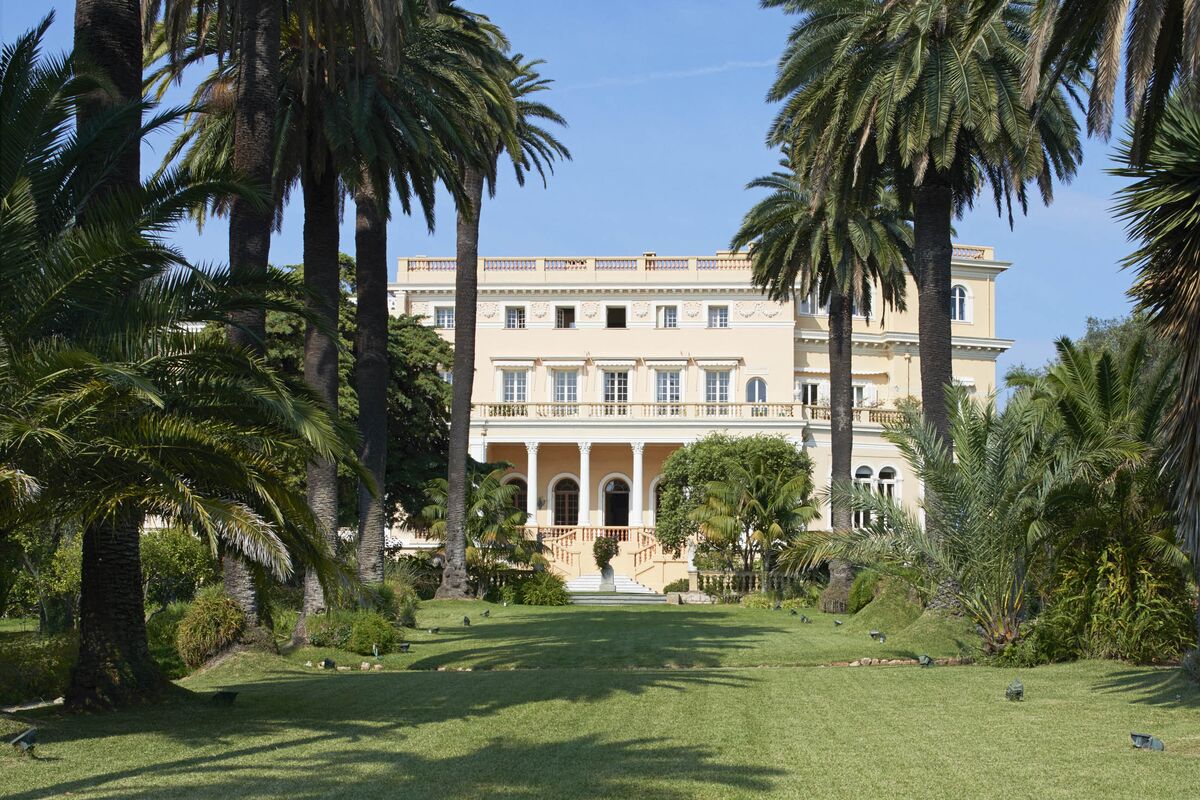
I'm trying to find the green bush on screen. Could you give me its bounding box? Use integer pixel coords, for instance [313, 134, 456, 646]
[347, 611, 399, 655]
[848, 571, 881, 613]
[498, 583, 519, 605]
[0, 632, 75, 705]
[520, 572, 571, 606]
[140, 526, 220, 608]
[146, 602, 190, 678]
[307, 610, 355, 650]
[739, 592, 776, 609]
[663, 578, 690, 593]
[176, 586, 245, 669]
[781, 598, 813, 611]
[389, 555, 441, 600]
[593, 536, 619, 571]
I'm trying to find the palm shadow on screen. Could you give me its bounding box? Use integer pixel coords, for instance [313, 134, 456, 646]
[1090, 666, 1200, 708]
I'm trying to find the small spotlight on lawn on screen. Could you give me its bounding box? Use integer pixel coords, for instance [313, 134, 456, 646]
[399, 643, 411, 653]
[429, 627, 440, 635]
[482, 609, 490, 618]
[1006, 678, 1024, 702]
[209, 690, 238, 707]
[1130, 733, 1165, 751]
[773, 602, 782, 611]
[877, 633, 886, 644]
[372, 643, 380, 658]
[918, 655, 934, 668]
[800, 615, 811, 624]
[833, 620, 842, 627]
[789, 608, 798, 616]
[869, 630, 881, 640]
[319, 658, 336, 670]
[463, 616, 471, 627]
[9, 728, 36, 757]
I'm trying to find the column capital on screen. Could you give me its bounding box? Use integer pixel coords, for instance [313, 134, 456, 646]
[630, 441, 645, 455]
[525, 441, 540, 454]
[578, 441, 592, 455]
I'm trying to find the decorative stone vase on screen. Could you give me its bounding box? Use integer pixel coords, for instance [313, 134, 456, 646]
[599, 564, 615, 592]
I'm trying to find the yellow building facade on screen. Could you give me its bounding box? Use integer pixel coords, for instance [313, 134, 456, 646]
[388, 247, 1011, 592]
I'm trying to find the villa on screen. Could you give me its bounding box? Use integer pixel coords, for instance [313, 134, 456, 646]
[387, 247, 1012, 592]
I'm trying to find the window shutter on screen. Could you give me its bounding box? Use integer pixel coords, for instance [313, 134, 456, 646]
[818, 380, 831, 405]
[865, 384, 878, 405]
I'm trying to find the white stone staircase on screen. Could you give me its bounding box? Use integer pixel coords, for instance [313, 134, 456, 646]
[566, 574, 666, 605]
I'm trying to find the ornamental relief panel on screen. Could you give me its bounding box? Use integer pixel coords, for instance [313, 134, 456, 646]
[410, 301, 429, 317]
[683, 302, 701, 319]
[632, 302, 650, 320]
[761, 302, 781, 318]
[531, 302, 550, 319]
[478, 302, 499, 319]
[735, 301, 759, 319]
[582, 302, 601, 319]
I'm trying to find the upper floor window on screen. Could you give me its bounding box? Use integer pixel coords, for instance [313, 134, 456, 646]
[951, 284, 969, 322]
[708, 305, 729, 328]
[502, 370, 527, 403]
[853, 385, 867, 408]
[877, 467, 898, 500]
[505, 306, 526, 329]
[438, 369, 453, 385]
[603, 370, 629, 415]
[798, 292, 828, 315]
[705, 369, 731, 413]
[656, 369, 682, 414]
[555, 306, 576, 329]
[553, 369, 578, 408]
[746, 378, 767, 403]
[434, 306, 455, 329]
[657, 305, 678, 329]
[853, 466, 874, 528]
[796, 381, 820, 406]
[606, 306, 627, 328]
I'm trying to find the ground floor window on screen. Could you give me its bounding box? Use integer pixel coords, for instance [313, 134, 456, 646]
[553, 478, 579, 526]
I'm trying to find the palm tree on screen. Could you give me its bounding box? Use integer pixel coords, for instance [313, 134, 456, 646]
[1024, 0, 1200, 164]
[1111, 92, 1200, 650]
[689, 455, 820, 593]
[0, 24, 354, 707]
[439, 54, 571, 598]
[731, 162, 910, 610]
[765, 0, 1081, 445]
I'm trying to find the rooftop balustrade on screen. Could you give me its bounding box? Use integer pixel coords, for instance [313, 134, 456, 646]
[472, 401, 904, 425]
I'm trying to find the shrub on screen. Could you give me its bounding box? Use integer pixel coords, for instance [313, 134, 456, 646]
[593, 536, 619, 571]
[740, 592, 776, 609]
[140, 526, 220, 608]
[146, 602, 190, 678]
[848, 571, 881, 614]
[176, 586, 245, 669]
[307, 610, 355, 650]
[663, 578, 690, 593]
[520, 572, 571, 606]
[781, 597, 814, 611]
[498, 583, 519, 605]
[347, 611, 399, 655]
[389, 554, 441, 600]
[0, 632, 75, 705]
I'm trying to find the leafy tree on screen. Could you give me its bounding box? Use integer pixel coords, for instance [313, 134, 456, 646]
[731, 159, 909, 609]
[1111, 90, 1200, 653]
[655, 434, 815, 558]
[441, 54, 571, 598]
[689, 455, 820, 589]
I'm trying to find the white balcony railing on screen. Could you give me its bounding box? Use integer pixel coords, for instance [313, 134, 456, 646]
[473, 401, 903, 425]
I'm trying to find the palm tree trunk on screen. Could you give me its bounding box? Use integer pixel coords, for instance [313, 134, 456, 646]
[354, 183, 389, 586]
[73, 0, 141, 199]
[821, 287, 854, 613]
[67, 506, 163, 709]
[222, 0, 280, 644]
[296, 151, 341, 638]
[437, 165, 486, 599]
[912, 178, 955, 445]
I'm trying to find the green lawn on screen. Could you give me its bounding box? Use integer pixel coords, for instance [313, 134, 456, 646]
[0, 617, 37, 634]
[3, 601, 1197, 799]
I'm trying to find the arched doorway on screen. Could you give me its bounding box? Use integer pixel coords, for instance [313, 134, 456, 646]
[552, 478, 579, 526]
[505, 477, 528, 517]
[603, 478, 630, 527]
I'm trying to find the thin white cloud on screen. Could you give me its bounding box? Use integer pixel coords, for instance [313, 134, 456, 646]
[561, 59, 775, 91]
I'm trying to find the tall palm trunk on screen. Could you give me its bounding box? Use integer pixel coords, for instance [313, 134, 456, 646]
[296, 150, 341, 637]
[69, 0, 159, 709]
[437, 165, 485, 599]
[67, 506, 162, 709]
[354, 183, 388, 585]
[912, 178, 955, 445]
[223, 0, 280, 644]
[821, 287, 855, 613]
[74, 0, 141, 199]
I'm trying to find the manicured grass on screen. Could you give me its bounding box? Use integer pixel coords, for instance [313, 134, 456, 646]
[0, 617, 37, 634]
[3, 602, 1197, 799]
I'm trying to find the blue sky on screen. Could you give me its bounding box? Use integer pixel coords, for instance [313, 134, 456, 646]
[2, 1, 1141, 377]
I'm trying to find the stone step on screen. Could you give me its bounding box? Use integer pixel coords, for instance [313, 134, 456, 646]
[565, 574, 656, 594]
[569, 592, 668, 605]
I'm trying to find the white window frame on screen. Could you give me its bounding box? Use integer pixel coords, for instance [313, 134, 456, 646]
[555, 304, 578, 329]
[501, 369, 528, 403]
[504, 305, 527, 329]
[602, 369, 630, 415]
[853, 465, 874, 528]
[438, 369, 453, 385]
[551, 368, 578, 415]
[707, 304, 729, 329]
[655, 368, 682, 415]
[796, 380, 820, 406]
[797, 291, 828, 316]
[434, 306, 455, 329]
[605, 303, 630, 329]
[950, 283, 973, 323]
[656, 304, 679, 329]
[704, 369, 731, 414]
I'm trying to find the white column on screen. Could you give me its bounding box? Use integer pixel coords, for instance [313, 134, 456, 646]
[525, 442, 539, 524]
[578, 441, 591, 527]
[630, 441, 645, 527]
[469, 439, 487, 462]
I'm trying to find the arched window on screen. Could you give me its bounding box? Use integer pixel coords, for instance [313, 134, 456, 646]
[877, 468, 897, 499]
[853, 466, 874, 528]
[653, 482, 665, 519]
[746, 377, 768, 416]
[603, 478, 630, 527]
[951, 285, 969, 322]
[552, 478, 578, 526]
[506, 478, 528, 514]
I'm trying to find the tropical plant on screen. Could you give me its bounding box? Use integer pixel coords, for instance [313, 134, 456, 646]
[1111, 90, 1200, 652]
[1024, 0, 1200, 164]
[689, 454, 820, 591]
[176, 585, 245, 669]
[1, 21, 353, 708]
[424, 468, 545, 598]
[765, 0, 1081, 445]
[731, 159, 910, 609]
[441, 53, 571, 598]
[519, 571, 571, 606]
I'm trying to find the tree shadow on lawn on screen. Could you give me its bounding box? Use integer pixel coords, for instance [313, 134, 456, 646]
[403, 607, 788, 670]
[12, 669, 776, 800]
[1090, 665, 1200, 708]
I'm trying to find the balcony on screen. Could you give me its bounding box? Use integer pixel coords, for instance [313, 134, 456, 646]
[472, 401, 904, 425]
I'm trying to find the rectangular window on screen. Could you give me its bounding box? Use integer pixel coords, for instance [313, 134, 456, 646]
[657, 305, 678, 329]
[853, 385, 866, 407]
[603, 370, 629, 415]
[434, 306, 455, 329]
[705, 369, 730, 415]
[797, 292, 827, 316]
[655, 369, 682, 415]
[797, 382, 819, 405]
[502, 370, 527, 403]
[505, 306, 526, 329]
[555, 306, 576, 329]
[707, 305, 729, 329]
[552, 369, 578, 415]
[606, 306, 627, 329]
[438, 369, 453, 385]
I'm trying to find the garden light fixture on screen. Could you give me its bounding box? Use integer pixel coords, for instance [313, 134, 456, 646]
[1006, 678, 1024, 702]
[463, 616, 471, 627]
[9, 728, 36, 756]
[399, 643, 411, 653]
[1130, 733, 1165, 751]
[918, 655, 934, 668]
[483, 610, 491, 618]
